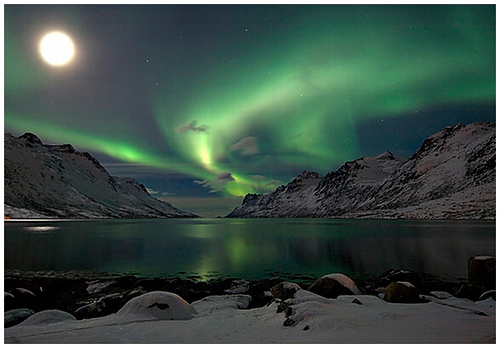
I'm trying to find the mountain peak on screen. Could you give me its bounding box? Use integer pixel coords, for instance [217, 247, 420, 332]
[20, 132, 43, 145]
[375, 151, 395, 160]
[296, 170, 323, 180]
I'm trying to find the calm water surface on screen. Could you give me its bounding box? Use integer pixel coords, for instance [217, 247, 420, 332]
[4, 219, 495, 282]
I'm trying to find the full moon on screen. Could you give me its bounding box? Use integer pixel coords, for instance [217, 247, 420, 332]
[39, 32, 75, 66]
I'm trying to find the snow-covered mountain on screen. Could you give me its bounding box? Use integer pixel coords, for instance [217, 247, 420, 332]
[227, 122, 495, 219]
[4, 133, 197, 219]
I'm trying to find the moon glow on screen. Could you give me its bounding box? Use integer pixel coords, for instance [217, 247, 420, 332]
[39, 32, 75, 66]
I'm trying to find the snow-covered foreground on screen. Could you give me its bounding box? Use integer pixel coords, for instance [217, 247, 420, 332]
[5, 290, 495, 343]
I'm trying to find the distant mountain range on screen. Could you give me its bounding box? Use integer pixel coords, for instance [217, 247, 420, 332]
[4, 133, 196, 219]
[227, 121, 495, 219]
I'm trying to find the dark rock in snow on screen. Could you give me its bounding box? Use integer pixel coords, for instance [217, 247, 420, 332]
[270, 281, 301, 300]
[351, 298, 363, 305]
[74, 300, 108, 319]
[309, 273, 361, 299]
[247, 278, 285, 308]
[384, 281, 421, 303]
[454, 283, 488, 301]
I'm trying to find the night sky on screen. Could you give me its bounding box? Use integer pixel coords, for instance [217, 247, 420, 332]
[4, 5, 496, 216]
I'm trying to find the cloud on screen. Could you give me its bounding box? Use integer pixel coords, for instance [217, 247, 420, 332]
[250, 174, 265, 181]
[230, 136, 260, 156]
[265, 179, 284, 187]
[194, 172, 235, 193]
[177, 120, 209, 133]
[146, 187, 174, 196]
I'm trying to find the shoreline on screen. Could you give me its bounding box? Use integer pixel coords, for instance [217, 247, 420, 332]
[4, 267, 481, 320]
[4, 263, 495, 343]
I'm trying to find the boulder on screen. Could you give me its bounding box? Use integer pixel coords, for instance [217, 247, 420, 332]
[270, 281, 301, 300]
[12, 288, 38, 309]
[247, 278, 285, 308]
[5, 308, 35, 328]
[86, 280, 116, 294]
[309, 273, 361, 299]
[224, 279, 250, 294]
[5, 292, 16, 311]
[124, 287, 148, 303]
[373, 269, 422, 289]
[18, 309, 76, 326]
[75, 292, 128, 319]
[116, 291, 197, 320]
[479, 290, 495, 301]
[468, 256, 495, 289]
[454, 283, 487, 301]
[384, 281, 420, 303]
[74, 300, 107, 319]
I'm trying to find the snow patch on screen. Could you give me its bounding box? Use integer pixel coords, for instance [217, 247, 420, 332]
[116, 291, 197, 320]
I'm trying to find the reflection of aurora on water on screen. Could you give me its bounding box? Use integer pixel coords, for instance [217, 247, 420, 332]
[4, 219, 496, 282]
[5, 5, 495, 200]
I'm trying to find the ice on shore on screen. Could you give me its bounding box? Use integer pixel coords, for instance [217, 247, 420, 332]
[4, 291, 495, 343]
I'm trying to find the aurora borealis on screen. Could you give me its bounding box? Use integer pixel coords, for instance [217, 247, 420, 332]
[4, 5, 495, 216]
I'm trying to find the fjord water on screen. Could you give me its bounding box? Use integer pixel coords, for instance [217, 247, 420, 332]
[4, 219, 495, 282]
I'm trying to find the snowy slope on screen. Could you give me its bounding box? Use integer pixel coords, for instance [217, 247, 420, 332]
[227, 171, 323, 217]
[227, 122, 495, 219]
[4, 133, 197, 218]
[358, 122, 496, 219]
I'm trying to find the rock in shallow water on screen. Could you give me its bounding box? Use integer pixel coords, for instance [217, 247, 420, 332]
[116, 291, 197, 320]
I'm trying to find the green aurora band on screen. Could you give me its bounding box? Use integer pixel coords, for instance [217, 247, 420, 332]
[5, 6, 495, 198]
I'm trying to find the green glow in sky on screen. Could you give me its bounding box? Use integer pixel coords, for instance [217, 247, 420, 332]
[150, 5, 494, 195]
[4, 5, 495, 200]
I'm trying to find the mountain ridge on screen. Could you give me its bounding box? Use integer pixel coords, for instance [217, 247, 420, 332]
[227, 121, 495, 219]
[4, 133, 197, 219]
